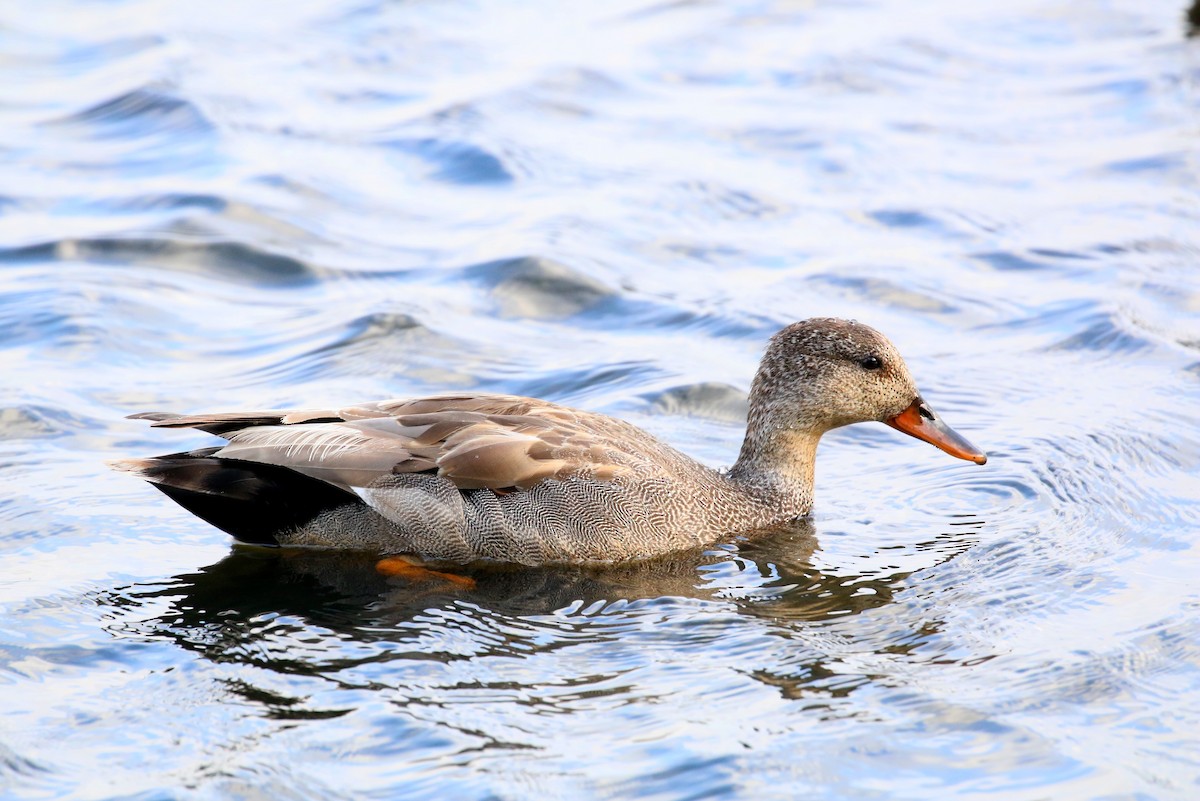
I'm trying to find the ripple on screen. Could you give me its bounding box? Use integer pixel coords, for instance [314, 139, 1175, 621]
[972, 250, 1060, 272]
[259, 312, 481, 387]
[465, 255, 617, 319]
[1045, 313, 1158, 356]
[867, 208, 948, 233]
[46, 87, 213, 139]
[32, 84, 218, 176]
[385, 137, 515, 185]
[578, 297, 776, 342]
[104, 192, 228, 215]
[1103, 151, 1188, 176]
[0, 405, 85, 440]
[0, 741, 51, 796]
[637, 381, 748, 423]
[0, 237, 316, 287]
[0, 292, 75, 349]
[508, 360, 663, 402]
[805, 272, 961, 314]
[0, 742, 48, 776]
[662, 180, 791, 223]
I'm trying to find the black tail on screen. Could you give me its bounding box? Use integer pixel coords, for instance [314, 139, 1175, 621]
[112, 450, 364, 545]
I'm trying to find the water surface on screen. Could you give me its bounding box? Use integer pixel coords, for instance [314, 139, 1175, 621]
[2, 1, 1199, 799]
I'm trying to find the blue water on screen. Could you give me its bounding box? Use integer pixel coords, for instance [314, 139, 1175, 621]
[3, 1, 1200, 798]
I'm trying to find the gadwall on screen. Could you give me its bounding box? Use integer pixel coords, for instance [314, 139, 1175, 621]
[114, 318, 986, 566]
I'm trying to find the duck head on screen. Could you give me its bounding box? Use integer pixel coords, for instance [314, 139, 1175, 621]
[738, 318, 987, 472]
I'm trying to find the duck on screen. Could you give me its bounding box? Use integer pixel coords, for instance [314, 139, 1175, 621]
[113, 318, 986, 567]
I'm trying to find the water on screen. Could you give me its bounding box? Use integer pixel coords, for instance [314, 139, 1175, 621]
[2, 0, 1199, 798]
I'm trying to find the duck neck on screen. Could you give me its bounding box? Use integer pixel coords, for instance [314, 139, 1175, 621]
[728, 417, 822, 511]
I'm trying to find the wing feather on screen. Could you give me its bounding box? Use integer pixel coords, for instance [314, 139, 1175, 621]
[132, 393, 653, 493]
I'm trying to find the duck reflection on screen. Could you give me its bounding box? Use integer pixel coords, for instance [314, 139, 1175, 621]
[105, 518, 977, 702]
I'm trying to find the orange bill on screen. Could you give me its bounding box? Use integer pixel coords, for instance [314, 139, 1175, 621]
[886, 398, 987, 465]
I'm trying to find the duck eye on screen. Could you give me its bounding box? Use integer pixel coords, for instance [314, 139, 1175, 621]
[859, 355, 883, 370]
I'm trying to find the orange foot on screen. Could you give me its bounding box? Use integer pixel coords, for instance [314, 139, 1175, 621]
[375, 556, 477, 589]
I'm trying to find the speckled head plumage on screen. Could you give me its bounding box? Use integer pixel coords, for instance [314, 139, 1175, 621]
[750, 318, 920, 432]
[735, 318, 986, 485]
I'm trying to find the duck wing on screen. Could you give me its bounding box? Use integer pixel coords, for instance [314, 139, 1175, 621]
[131, 393, 647, 494]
